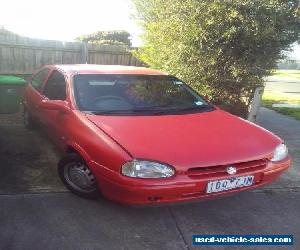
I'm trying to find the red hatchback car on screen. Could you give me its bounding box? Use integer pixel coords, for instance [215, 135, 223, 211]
[24, 64, 291, 205]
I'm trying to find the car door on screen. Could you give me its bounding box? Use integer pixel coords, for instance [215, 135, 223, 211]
[40, 70, 68, 149]
[24, 68, 51, 122]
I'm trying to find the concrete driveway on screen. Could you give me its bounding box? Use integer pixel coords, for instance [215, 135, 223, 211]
[0, 108, 299, 250]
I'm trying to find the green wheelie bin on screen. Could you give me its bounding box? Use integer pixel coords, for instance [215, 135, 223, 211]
[0, 75, 26, 114]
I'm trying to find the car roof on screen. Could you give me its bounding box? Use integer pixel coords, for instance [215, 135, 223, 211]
[49, 64, 168, 76]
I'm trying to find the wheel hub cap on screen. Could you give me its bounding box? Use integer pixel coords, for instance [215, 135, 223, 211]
[65, 162, 96, 192]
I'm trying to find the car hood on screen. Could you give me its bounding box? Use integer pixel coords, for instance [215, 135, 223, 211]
[85, 110, 281, 169]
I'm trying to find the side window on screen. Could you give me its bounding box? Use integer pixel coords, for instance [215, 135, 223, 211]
[43, 71, 67, 100]
[31, 69, 50, 91]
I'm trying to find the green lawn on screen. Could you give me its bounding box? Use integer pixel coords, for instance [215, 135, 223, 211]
[262, 93, 300, 120]
[271, 107, 300, 120]
[272, 69, 300, 80]
[262, 69, 300, 120]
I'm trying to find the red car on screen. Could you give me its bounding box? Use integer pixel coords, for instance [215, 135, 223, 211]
[23, 64, 291, 205]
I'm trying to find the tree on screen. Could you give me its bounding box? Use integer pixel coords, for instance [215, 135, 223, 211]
[133, 0, 300, 117]
[76, 30, 132, 46]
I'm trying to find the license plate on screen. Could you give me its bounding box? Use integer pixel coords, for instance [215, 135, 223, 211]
[206, 175, 254, 193]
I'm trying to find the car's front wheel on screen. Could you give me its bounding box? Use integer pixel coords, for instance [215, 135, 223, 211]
[58, 153, 99, 199]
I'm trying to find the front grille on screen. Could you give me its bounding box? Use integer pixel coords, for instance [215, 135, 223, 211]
[186, 159, 268, 179]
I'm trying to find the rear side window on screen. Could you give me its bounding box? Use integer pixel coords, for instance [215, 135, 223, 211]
[43, 71, 66, 100]
[31, 69, 50, 91]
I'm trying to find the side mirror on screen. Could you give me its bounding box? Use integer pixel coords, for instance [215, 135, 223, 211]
[40, 99, 71, 113]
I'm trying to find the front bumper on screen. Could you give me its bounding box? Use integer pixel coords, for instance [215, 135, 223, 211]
[90, 157, 291, 205]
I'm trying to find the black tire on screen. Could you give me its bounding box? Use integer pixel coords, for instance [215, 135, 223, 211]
[58, 153, 99, 199]
[23, 108, 37, 129]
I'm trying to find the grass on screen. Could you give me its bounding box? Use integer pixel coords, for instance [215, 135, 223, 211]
[272, 69, 300, 80]
[262, 93, 300, 120]
[271, 107, 300, 120]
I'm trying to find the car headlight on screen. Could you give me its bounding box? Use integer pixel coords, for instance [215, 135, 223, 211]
[121, 160, 175, 178]
[271, 144, 288, 162]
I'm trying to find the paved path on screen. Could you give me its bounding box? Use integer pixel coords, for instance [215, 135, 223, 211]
[266, 75, 300, 83]
[0, 191, 299, 250]
[0, 123, 64, 194]
[265, 76, 300, 97]
[257, 107, 300, 190]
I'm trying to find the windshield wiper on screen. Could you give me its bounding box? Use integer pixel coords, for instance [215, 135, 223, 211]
[88, 109, 168, 115]
[86, 105, 212, 116]
[175, 105, 209, 111]
[165, 105, 214, 114]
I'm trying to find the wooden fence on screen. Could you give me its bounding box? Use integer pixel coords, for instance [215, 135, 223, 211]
[0, 29, 143, 75]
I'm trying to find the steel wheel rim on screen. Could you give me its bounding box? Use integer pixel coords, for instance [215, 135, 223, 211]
[64, 162, 96, 193]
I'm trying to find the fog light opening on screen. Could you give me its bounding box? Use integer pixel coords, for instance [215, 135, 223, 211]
[148, 196, 162, 202]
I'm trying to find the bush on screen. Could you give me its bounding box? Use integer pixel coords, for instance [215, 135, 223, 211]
[133, 0, 300, 117]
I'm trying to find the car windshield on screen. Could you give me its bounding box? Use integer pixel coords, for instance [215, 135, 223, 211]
[73, 74, 213, 115]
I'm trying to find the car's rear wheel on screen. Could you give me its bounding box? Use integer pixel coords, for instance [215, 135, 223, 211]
[58, 153, 99, 199]
[23, 108, 37, 129]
